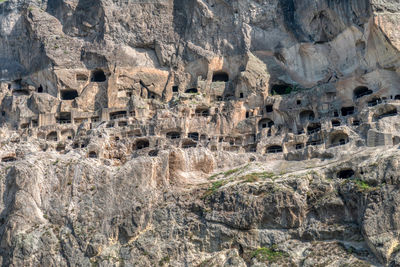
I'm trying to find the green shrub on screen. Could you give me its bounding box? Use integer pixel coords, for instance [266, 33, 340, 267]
[240, 172, 275, 183]
[203, 180, 227, 198]
[159, 256, 170, 266]
[251, 246, 288, 263]
[224, 168, 240, 177]
[354, 179, 375, 192]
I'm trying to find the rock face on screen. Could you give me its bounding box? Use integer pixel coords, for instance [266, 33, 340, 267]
[0, 0, 399, 266]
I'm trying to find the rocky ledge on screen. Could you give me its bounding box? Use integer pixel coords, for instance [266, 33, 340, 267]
[0, 0, 399, 266]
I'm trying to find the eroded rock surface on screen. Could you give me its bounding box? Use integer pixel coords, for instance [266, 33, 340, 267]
[0, 0, 399, 266]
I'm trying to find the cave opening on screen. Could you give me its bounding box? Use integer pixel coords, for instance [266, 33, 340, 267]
[354, 86, 373, 99]
[61, 90, 78, 100]
[91, 69, 107, 82]
[185, 88, 198, 94]
[337, 169, 354, 179]
[266, 145, 283, 154]
[212, 71, 229, 82]
[271, 84, 293, 95]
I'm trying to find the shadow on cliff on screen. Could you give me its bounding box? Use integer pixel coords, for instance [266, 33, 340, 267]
[0, 3, 51, 81]
[46, 0, 105, 42]
[0, 167, 20, 267]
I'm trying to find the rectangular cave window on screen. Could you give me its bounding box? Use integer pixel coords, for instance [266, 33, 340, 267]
[76, 74, 88, 82]
[185, 88, 198, 94]
[91, 70, 106, 82]
[61, 90, 78, 100]
[332, 120, 340, 127]
[172, 86, 179, 93]
[271, 84, 292, 95]
[341, 107, 355, 116]
[56, 112, 72, 124]
[295, 143, 304, 150]
[212, 71, 229, 82]
[110, 111, 127, 120]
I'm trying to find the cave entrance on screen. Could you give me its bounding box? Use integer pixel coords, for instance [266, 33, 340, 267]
[185, 88, 198, 94]
[46, 131, 58, 141]
[88, 151, 97, 158]
[182, 140, 197, 149]
[307, 123, 321, 134]
[91, 69, 107, 82]
[56, 112, 72, 124]
[61, 90, 78, 100]
[354, 86, 372, 99]
[266, 145, 283, 154]
[341, 106, 355, 116]
[337, 169, 354, 179]
[134, 139, 149, 150]
[271, 84, 292, 95]
[195, 108, 209, 117]
[188, 132, 199, 141]
[2, 156, 16, 163]
[331, 120, 341, 127]
[300, 110, 315, 123]
[166, 132, 181, 140]
[258, 118, 274, 130]
[212, 71, 229, 82]
[110, 111, 127, 120]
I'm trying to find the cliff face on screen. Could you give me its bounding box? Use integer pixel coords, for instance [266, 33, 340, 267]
[0, 0, 399, 266]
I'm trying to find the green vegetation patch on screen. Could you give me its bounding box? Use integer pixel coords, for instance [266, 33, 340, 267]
[158, 256, 170, 266]
[208, 172, 222, 180]
[354, 179, 375, 192]
[224, 167, 241, 177]
[240, 171, 275, 183]
[251, 246, 289, 263]
[203, 180, 228, 198]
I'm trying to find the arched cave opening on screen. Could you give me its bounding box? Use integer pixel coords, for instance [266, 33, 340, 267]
[91, 69, 107, 82]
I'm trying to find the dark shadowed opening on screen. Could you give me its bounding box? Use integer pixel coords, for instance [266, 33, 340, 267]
[61, 90, 78, 100]
[134, 140, 149, 150]
[331, 120, 341, 127]
[266, 145, 283, 154]
[188, 132, 199, 141]
[266, 105, 273, 113]
[341, 106, 355, 116]
[271, 84, 292, 95]
[300, 110, 315, 122]
[295, 143, 304, 150]
[91, 69, 106, 82]
[258, 118, 274, 130]
[354, 86, 372, 99]
[337, 169, 354, 179]
[307, 123, 321, 134]
[2, 156, 16, 163]
[166, 132, 181, 139]
[185, 88, 198, 94]
[212, 71, 229, 82]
